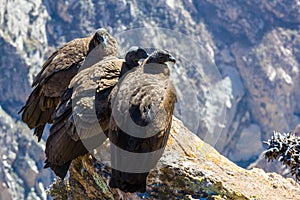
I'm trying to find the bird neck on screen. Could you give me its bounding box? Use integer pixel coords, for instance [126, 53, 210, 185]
[125, 60, 139, 69]
[145, 57, 155, 64]
[142, 63, 170, 76]
[87, 38, 99, 54]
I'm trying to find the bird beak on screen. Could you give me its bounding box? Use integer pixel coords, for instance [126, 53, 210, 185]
[102, 35, 108, 47]
[97, 34, 108, 48]
[169, 56, 176, 64]
[143, 53, 149, 59]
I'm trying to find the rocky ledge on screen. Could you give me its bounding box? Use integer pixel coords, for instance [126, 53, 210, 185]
[48, 118, 300, 200]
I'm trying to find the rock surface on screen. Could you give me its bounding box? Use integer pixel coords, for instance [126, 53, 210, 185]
[1, 0, 300, 199]
[49, 118, 300, 200]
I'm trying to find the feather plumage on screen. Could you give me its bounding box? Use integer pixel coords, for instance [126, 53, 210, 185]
[109, 50, 177, 193]
[19, 28, 118, 141]
[45, 48, 148, 178]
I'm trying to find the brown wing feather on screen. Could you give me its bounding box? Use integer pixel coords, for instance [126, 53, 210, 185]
[20, 37, 89, 141]
[45, 58, 126, 179]
[20, 32, 118, 141]
[20, 62, 81, 141]
[70, 58, 124, 135]
[33, 37, 89, 87]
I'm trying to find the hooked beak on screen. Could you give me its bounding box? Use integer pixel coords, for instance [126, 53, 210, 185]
[142, 53, 149, 59]
[169, 56, 176, 64]
[138, 53, 148, 64]
[97, 34, 108, 48]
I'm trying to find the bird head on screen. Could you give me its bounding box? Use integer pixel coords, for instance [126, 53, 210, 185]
[145, 50, 176, 64]
[93, 28, 109, 48]
[125, 46, 148, 68]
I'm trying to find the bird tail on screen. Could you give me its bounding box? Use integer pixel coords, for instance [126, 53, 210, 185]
[108, 115, 171, 193]
[19, 86, 58, 141]
[45, 86, 110, 179]
[109, 170, 148, 193]
[33, 124, 46, 142]
[47, 109, 109, 179]
[45, 122, 88, 179]
[44, 160, 72, 179]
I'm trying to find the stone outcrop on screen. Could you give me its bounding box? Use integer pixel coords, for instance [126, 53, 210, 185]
[49, 118, 300, 200]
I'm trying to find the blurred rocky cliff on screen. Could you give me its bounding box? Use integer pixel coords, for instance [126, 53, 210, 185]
[1, 0, 300, 199]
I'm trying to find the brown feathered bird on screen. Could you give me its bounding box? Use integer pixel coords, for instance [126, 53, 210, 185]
[45, 47, 148, 178]
[109, 50, 177, 193]
[19, 28, 118, 141]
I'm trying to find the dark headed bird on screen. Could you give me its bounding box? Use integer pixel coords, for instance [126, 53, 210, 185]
[109, 50, 177, 193]
[19, 28, 118, 141]
[45, 47, 148, 179]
